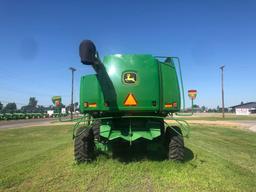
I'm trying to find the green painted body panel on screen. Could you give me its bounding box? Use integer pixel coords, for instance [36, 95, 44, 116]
[100, 118, 162, 142]
[161, 62, 181, 110]
[80, 75, 102, 110]
[79, 54, 181, 142]
[103, 54, 159, 111]
[80, 54, 180, 115]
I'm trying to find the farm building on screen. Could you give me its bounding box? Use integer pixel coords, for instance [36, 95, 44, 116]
[230, 102, 256, 115]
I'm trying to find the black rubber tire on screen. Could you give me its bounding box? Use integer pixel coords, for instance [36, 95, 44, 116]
[166, 126, 184, 161]
[91, 120, 101, 140]
[74, 127, 94, 163]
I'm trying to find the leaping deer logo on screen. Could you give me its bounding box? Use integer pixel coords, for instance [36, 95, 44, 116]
[124, 72, 136, 83]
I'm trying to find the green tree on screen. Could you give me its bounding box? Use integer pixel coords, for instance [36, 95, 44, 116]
[3, 103, 17, 113]
[37, 105, 47, 113]
[0, 102, 3, 111]
[201, 106, 206, 112]
[29, 97, 37, 107]
[21, 97, 39, 113]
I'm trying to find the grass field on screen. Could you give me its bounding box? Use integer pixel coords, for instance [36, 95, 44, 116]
[175, 113, 256, 121]
[0, 124, 256, 192]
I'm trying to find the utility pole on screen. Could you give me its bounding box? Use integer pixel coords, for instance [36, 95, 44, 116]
[69, 67, 76, 120]
[220, 66, 225, 118]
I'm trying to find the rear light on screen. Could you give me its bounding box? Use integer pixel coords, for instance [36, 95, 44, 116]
[165, 102, 177, 108]
[165, 103, 173, 108]
[84, 102, 97, 108]
[88, 103, 97, 107]
[84, 102, 88, 107]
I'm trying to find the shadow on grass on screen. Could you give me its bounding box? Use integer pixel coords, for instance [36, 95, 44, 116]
[97, 141, 194, 163]
[183, 147, 194, 162]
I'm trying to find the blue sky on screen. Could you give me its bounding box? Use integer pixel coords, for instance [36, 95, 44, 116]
[0, 0, 255, 108]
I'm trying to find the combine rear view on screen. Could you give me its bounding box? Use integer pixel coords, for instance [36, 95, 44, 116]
[69, 40, 191, 163]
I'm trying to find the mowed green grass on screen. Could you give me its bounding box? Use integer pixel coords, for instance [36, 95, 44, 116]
[176, 114, 256, 121]
[0, 124, 256, 192]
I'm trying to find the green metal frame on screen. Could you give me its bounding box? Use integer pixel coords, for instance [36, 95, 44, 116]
[172, 57, 194, 116]
[68, 114, 190, 141]
[155, 56, 194, 116]
[80, 55, 181, 114]
[55, 54, 193, 153]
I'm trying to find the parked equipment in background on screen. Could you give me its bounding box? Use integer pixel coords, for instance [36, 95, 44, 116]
[0, 112, 50, 120]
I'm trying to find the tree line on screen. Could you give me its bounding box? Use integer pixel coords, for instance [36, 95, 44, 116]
[0, 97, 78, 114]
[186, 104, 231, 113]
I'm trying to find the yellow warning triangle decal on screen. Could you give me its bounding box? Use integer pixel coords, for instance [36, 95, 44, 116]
[124, 93, 137, 106]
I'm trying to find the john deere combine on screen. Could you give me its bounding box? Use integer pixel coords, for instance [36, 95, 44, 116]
[63, 40, 191, 163]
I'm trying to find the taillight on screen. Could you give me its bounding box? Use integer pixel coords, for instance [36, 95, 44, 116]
[84, 102, 97, 108]
[165, 102, 177, 108]
[165, 103, 173, 108]
[88, 103, 97, 107]
[84, 102, 88, 107]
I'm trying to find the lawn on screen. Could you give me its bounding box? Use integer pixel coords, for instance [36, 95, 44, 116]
[175, 113, 256, 121]
[0, 124, 255, 192]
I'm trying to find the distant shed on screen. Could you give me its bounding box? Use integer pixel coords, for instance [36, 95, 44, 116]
[230, 102, 256, 115]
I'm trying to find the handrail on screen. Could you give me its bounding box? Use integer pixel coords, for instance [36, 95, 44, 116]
[171, 57, 193, 116]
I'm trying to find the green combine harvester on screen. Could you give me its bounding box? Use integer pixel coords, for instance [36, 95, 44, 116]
[56, 40, 192, 163]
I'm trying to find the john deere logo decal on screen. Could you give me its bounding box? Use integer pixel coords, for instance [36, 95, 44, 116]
[123, 72, 137, 84]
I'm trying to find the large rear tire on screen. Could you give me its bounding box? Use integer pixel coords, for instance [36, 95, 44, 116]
[166, 126, 184, 161]
[91, 120, 101, 140]
[74, 127, 94, 163]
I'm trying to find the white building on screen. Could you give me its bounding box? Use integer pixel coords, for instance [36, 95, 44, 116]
[230, 102, 256, 115]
